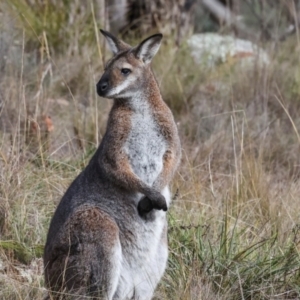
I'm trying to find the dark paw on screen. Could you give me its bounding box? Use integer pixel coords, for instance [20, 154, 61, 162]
[151, 191, 168, 211]
[138, 192, 167, 216]
[138, 196, 153, 215]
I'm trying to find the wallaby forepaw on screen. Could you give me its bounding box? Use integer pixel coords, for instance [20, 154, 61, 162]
[138, 197, 153, 215]
[138, 192, 167, 216]
[154, 199, 167, 211]
[153, 193, 168, 211]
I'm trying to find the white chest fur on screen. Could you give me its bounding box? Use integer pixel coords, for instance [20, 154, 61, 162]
[123, 100, 166, 187]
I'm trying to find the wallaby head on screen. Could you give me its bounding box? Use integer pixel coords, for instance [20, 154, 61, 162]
[97, 30, 163, 99]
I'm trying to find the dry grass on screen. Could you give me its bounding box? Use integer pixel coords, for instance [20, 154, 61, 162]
[1, 2, 300, 299]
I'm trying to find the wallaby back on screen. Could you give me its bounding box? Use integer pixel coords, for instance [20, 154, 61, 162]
[44, 30, 181, 300]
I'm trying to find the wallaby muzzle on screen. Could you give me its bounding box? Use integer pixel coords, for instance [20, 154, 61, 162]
[97, 73, 110, 97]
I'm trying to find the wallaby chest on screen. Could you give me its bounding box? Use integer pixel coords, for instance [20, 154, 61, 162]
[123, 102, 166, 186]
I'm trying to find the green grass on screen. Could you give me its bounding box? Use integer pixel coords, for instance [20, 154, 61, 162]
[164, 215, 300, 299]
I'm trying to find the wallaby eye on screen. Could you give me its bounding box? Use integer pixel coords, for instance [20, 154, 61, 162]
[121, 68, 131, 76]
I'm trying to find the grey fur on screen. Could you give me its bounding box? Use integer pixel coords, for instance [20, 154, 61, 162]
[44, 31, 181, 300]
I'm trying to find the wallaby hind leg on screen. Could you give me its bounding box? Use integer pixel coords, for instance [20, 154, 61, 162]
[45, 205, 122, 300]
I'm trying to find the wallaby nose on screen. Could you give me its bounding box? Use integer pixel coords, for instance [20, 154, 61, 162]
[97, 79, 109, 96]
[100, 81, 108, 91]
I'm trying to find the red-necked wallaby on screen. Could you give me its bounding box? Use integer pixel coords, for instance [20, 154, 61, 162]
[44, 29, 181, 300]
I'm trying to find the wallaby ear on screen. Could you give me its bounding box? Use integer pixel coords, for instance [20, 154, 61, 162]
[134, 33, 163, 64]
[100, 29, 131, 55]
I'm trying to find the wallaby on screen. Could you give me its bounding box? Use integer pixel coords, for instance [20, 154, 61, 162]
[44, 30, 181, 300]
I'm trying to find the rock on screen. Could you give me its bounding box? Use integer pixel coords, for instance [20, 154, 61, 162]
[187, 33, 270, 68]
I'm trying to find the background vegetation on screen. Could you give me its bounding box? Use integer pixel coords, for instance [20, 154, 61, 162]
[1, 0, 300, 299]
